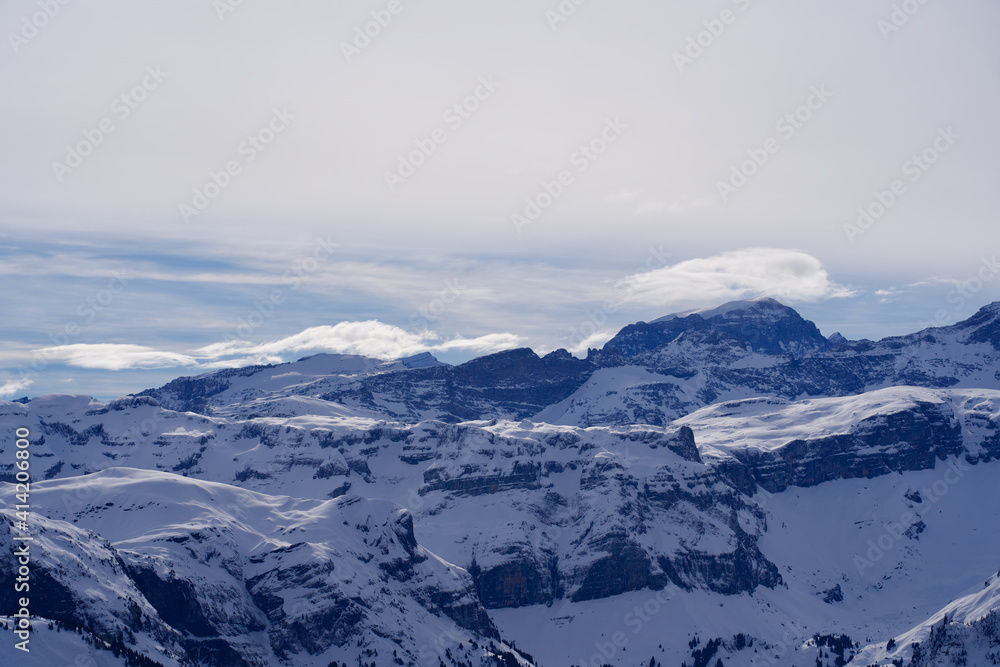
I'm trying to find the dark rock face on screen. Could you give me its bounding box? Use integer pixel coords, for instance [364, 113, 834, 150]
[325, 348, 596, 423]
[126, 564, 229, 639]
[730, 401, 964, 493]
[241, 501, 501, 660]
[821, 584, 844, 604]
[245, 553, 367, 660]
[906, 609, 1000, 667]
[956, 302, 1000, 349]
[571, 542, 667, 602]
[398, 421, 786, 608]
[138, 364, 272, 414]
[597, 298, 831, 360]
[0, 513, 189, 660]
[659, 425, 700, 462]
[128, 563, 254, 667]
[428, 587, 501, 642]
[421, 460, 542, 497]
[657, 538, 782, 596]
[574, 440, 782, 602]
[472, 553, 556, 609]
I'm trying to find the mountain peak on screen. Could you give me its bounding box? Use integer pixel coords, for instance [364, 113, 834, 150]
[602, 297, 828, 358]
[952, 300, 1000, 349]
[397, 351, 447, 369]
[651, 297, 793, 324]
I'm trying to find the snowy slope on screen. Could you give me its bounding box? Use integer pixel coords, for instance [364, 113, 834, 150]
[488, 457, 1000, 667]
[3, 386, 999, 665]
[850, 568, 1000, 666]
[1, 469, 534, 666]
[2, 300, 1000, 666]
[0, 619, 146, 667]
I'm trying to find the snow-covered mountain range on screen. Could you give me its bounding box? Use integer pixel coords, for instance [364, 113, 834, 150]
[2, 298, 999, 666]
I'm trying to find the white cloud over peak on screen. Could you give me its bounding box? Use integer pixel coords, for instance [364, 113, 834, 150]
[621, 248, 854, 308]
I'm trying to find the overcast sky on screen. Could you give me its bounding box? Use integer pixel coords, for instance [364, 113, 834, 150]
[2, 0, 999, 399]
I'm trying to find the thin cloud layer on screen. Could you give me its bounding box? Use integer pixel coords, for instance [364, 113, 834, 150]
[198, 321, 523, 361]
[621, 248, 854, 309]
[566, 331, 616, 355]
[0, 378, 34, 398]
[36, 322, 523, 371]
[36, 345, 200, 371]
